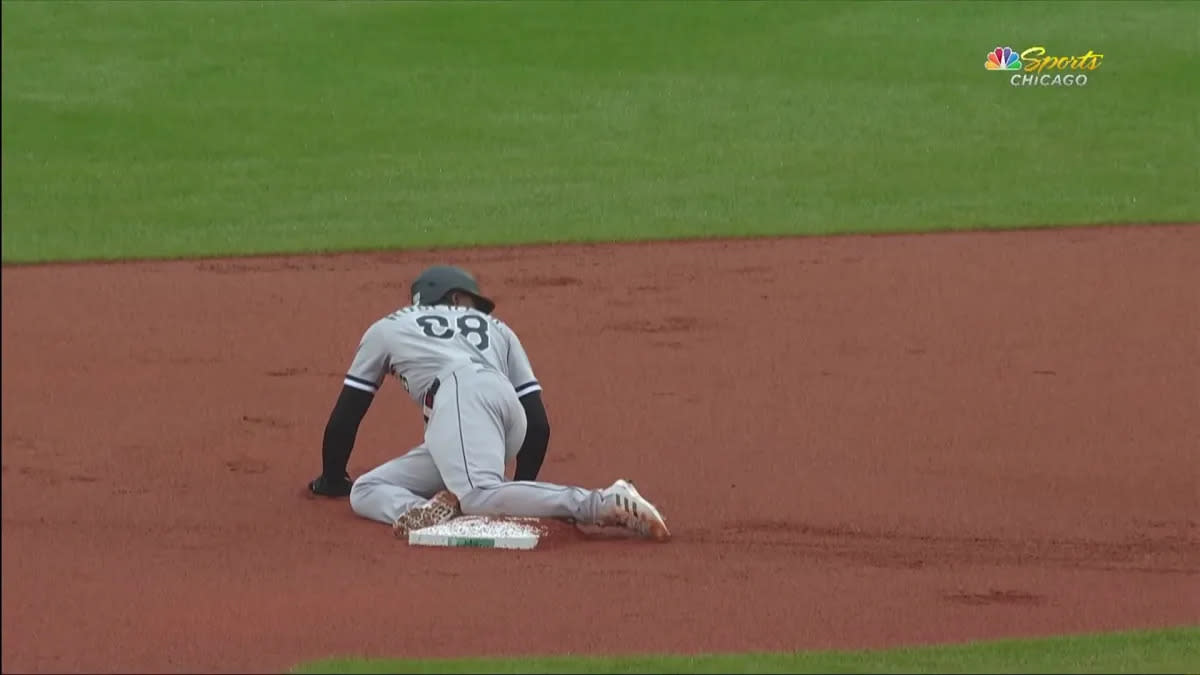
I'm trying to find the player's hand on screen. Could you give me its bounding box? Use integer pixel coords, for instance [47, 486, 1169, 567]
[308, 472, 353, 498]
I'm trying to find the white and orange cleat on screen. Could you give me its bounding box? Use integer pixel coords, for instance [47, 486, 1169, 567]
[393, 490, 461, 538]
[598, 479, 671, 542]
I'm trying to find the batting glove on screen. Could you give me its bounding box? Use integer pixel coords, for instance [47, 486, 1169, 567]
[309, 472, 353, 498]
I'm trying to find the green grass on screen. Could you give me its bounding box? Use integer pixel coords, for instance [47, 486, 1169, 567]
[3, 0, 1198, 262]
[292, 627, 1200, 674]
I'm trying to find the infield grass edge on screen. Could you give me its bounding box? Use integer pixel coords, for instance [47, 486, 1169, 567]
[290, 626, 1200, 674]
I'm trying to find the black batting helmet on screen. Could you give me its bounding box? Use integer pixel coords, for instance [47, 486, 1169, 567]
[409, 265, 495, 314]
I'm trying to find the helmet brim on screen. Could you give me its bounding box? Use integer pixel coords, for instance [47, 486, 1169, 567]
[469, 292, 496, 314]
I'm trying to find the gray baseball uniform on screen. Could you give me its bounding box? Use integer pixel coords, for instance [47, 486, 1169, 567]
[346, 304, 606, 525]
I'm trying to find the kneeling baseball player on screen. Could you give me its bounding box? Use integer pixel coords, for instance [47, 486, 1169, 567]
[307, 265, 671, 541]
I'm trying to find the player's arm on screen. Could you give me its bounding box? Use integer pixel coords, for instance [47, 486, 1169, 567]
[514, 389, 550, 482]
[309, 385, 374, 497]
[308, 323, 389, 498]
[504, 325, 550, 482]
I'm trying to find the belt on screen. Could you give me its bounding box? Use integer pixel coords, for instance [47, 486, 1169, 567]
[421, 360, 492, 423]
[422, 378, 440, 423]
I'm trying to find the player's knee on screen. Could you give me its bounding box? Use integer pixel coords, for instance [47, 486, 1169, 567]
[348, 475, 376, 516]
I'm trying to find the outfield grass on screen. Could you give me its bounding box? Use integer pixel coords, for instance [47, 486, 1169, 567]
[2, 0, 1197, 262]
[293, 626, 1200, 674]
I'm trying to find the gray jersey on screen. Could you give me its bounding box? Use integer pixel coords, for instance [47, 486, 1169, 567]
[342, 305, 541, 410]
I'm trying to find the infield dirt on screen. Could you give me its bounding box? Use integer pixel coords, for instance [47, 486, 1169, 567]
[2, 225, 1197, 673]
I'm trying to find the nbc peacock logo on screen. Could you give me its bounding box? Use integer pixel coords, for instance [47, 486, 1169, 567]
[986, 46, 1022, 71]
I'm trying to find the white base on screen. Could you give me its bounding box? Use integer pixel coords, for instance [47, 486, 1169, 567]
[407, 516, 544, 550]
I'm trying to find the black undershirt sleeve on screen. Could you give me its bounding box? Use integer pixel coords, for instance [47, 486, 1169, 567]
[513, 390, 551, 481]
[321, 385, 375, 478]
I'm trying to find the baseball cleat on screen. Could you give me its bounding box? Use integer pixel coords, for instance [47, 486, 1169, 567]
[393, 490, 461, 538]
[599, 479, 671, 542]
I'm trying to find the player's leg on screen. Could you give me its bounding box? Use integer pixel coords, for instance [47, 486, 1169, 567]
[425, 368, 665, 537]
[348, 445, 444, 525]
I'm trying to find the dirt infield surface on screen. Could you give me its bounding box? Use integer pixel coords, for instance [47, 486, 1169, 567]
[2, 225, 1197, 673]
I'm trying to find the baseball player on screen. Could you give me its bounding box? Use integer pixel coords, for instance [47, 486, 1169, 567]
[307, 265, 671, 541]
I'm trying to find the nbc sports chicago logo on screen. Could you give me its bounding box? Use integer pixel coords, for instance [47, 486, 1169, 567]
[986, 45, 1103, 87]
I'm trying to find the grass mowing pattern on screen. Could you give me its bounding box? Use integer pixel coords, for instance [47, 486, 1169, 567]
[292, 626, 1200, 674]
[3, 1, 1198, 262]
